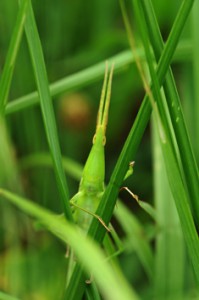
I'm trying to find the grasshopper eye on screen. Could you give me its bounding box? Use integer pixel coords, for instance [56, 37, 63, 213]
[102, 136, 106, 145]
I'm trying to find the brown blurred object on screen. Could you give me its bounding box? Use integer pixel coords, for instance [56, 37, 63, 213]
[58, 93, 91, 130]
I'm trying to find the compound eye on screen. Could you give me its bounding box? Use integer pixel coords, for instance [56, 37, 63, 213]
[103, 136, 106, 145]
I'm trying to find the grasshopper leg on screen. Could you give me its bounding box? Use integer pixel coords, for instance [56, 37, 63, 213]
[120, 186, 139, 202]
[70, 201, 111, 232]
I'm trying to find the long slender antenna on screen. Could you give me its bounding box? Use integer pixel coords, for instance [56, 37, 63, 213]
[96, 62, 114, 135]
[102, 63, 114, 135]
[97, 62, 109, 128]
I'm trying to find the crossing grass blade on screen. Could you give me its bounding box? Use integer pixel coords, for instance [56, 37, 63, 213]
[0, 188, 139, 300]
[0, 0, 28, 115]
[192, 0, 199, 161]
[152, 120, 185, 299]
[5, 41, 192, 115]
[114, 201, 154, 281]
[84, 283, 101, 300]
[19, 152, 83, 181]
[20, 0, 72, 220]
[4, 49, 144, 115]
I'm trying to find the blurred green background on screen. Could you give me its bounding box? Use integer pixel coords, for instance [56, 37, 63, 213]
[1, 0, 196, 299]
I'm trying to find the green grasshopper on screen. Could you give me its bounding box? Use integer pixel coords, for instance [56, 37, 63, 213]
[66, 62, 142, 287]
[66, 63, 120, 286]
[70, 62, 114, 233]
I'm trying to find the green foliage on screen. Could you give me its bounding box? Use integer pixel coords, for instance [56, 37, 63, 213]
[0, 0, 198, 299]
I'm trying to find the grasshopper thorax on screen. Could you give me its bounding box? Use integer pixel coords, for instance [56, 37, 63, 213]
[79, 126, 105, 196]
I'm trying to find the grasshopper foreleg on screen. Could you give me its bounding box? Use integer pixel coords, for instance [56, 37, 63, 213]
[120, 186, 139, 202]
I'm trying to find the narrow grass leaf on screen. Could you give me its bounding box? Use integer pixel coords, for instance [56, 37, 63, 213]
[5, 41, 192, 115]
[5, 49, 143, 114]
[0, 188, 139, 300]
[115, 202, 154, 281]
[0, 0, 28, 115]
[19, 152, 83, 181]
[152, 119, 185, 299]
[85, 283, 102, 300]
[191, 1, 199, 162]
[20, 0, 72, 220]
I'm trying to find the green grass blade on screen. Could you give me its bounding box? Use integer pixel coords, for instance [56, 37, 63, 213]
[5, 49, 143, 114]
[140, 0, 199, 228]
[5, 41, 192, 115]
[0, 118, 23, 193]
[85, 283, 102, 300]
[152, 120, 185, 299]
[114, 201, 154, 281]
[19, 152, 83, 181]
[0, 0, 28, 115]
[0, 188, 139, 300]
[159, 135, 199, 283]
[192, 1, 199, 162]
[63, 267, 85, 300]
[21, 0, 72, 220]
